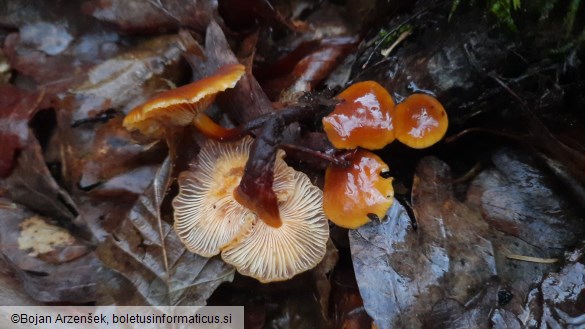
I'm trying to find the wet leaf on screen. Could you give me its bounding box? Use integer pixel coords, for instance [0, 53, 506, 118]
[77, 117, 166, 197]
[350, 154, 585, 328]
[262, 36, 359, 102]
[349, 158, 496, 329]
[522, 244, 585, 328]
[0, 201, 101, 303]
[1, 133, 87, 236]
[329, 257, 372, 329]
[82, 0, 217, 34]
[69, 34, 187, 123]
[0, 86, 44, 177]
[3, 28, 112, 97]
[467, 148, 584, 250]
[312, 239, 338, 322]
[182, 21, 274, 124]
[97, 157, 235, 305]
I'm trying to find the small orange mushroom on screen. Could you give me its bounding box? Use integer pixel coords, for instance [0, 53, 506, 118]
[123, 63, 245, 138]
[394, 93, 448, 149]
[322, 81, 396, 150]
[323, 149, 394, 229]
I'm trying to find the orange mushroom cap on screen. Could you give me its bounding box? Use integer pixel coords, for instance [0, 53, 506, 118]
[123, 63, 245, 138]
[394, 93, 448, 149]
[322, 81, 396, 150]
[323, 149, 394, 229]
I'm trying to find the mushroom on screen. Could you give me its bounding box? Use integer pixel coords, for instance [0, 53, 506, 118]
[172, 136, 293, 256]
[173, 136, 329, 282]
[323, 149, 394, 229]
[322, 81, 396, 150]
[123, 63, 246, 139]
[221, 170, 329, 282]
[394, 93, 448, 149]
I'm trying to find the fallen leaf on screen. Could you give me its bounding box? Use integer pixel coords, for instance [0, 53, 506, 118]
[0, 86, 44, 177]
[82, 0, 217, 34]
[349, 157, 496, 329]
[467, 148, 584, 250]
[182, 21, 274, 124]
[1, 133, 89, 238]
[97, 157, 235, 305]
[522, 244, 585, 328]
[0, 201, 101, 303]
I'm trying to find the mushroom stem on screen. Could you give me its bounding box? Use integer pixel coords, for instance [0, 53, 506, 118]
[234, 116, 285, 228]
[192, 113, 242, 141]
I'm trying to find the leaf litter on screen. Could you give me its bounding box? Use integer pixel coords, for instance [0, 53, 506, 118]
[0, 0, 584, 327]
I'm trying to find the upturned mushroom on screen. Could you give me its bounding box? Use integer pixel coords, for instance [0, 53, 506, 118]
[221, 169, 328, 282]
[322, 81, 396, 150]
[123, 63, 245, 139]
[323, 149, 394, 229]
[394, 93, 448, 149]
[173, 137, 329, 282]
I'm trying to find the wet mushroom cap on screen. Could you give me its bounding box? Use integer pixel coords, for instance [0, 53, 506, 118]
[221, 171, 329, 283]
[394, 93, 448, 149]
[323, 149, 394, 229]
[322, 81, 396, 150]
[123, 63, 246, 138]
[172, 136, 294, 257]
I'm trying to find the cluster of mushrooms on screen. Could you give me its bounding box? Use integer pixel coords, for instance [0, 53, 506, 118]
[123, 63, 448, 283]
[322, 81, 448, 229]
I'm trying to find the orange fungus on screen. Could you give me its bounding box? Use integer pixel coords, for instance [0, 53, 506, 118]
[323, 149, 394, 229]
[123, 63, 245, 138]
[322, 81, 396, 150]
[394, 93, 448, 149]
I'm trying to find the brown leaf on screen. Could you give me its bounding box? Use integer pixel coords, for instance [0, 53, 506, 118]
[262, 36, 359, 102]
[0, 86, 44, 177]
[97, 157, 235, 305]
[1, 133, 90, 238]
[68, 34, 187, 124]
[0, 201, 101, 303]
[522, 244, 585, 328]
[349, 157, 498, 329]
[82, 0, 217, 34]
[182, 21, 274, 124]
[312, 238, 338, 323]
[467, 148, 583, 250]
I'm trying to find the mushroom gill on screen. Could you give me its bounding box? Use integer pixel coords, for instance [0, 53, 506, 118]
[221, 170, 329, 282]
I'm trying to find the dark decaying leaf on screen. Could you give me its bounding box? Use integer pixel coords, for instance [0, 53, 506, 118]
[3, 25, 115, 99]
[56, 34, 185, 194]
[77, 117, 166, 197]
[522, 244, 585, 328]
[312, 239, 338, 322]
[82, 0, 217, 34]
[350, 157, 496, 329]
[350, 154, 584, 328]
[0, 86, 44, 178]
[97, 157, 235, 305]
[329, 255, 372, 329]
[262, 36, 359, 102]
[467, 148, 584, 250]
[68, 34, 187, 123]
[0, 257, 43, 306]
[182, 21, 274, 124]
[0, 133, 92, 239]
[0, 200, 101, 303]
[218, 0, 304, 31]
